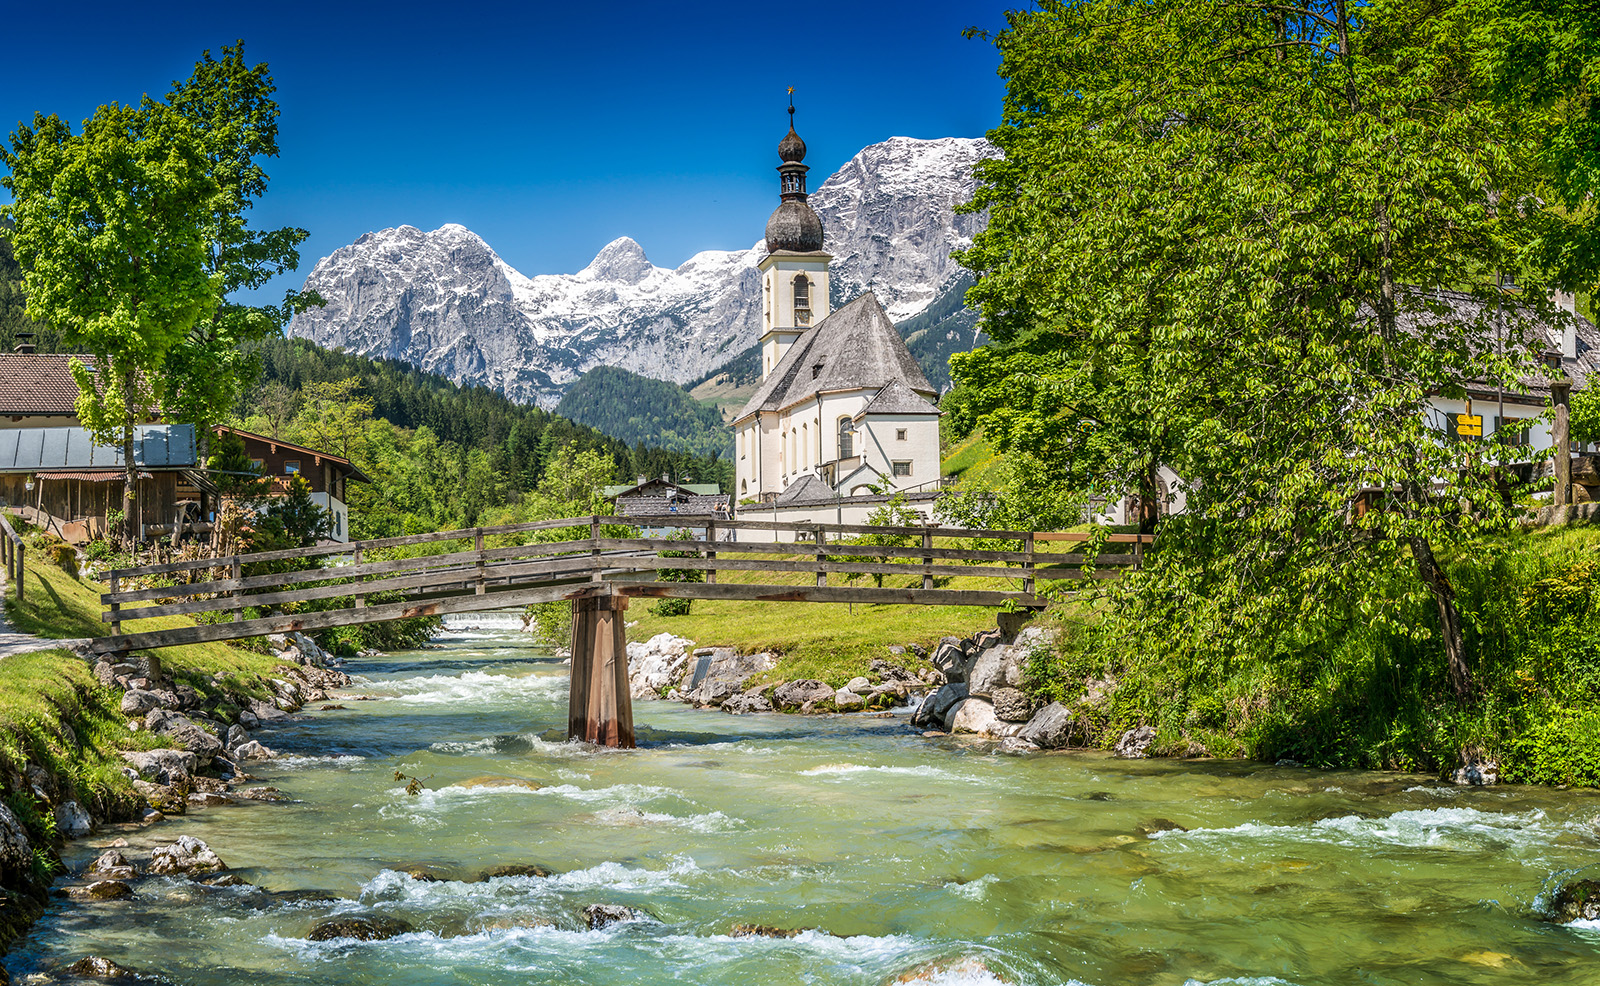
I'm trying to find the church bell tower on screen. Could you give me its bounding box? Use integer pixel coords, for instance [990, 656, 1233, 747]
[758, 96, 831, 381]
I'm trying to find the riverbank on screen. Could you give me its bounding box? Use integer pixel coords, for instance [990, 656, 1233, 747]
[0, 555, 358, 965]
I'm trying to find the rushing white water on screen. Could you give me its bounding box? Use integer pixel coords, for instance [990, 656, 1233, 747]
[10, 623, 1600, 986]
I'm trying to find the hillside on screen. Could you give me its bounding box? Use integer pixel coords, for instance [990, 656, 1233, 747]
[554, 366, 733, 459]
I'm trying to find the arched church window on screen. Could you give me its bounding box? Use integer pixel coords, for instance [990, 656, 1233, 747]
[837, 417, 853, 459]
[793, 275, 809, 309]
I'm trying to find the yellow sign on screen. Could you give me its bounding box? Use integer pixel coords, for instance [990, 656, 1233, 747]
[1457, 414, 1483, 437]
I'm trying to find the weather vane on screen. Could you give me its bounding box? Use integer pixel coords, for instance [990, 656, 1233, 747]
[787, 86, 795, 119]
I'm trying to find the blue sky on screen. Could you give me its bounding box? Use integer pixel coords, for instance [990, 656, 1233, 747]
[1, 0, 1009, 304]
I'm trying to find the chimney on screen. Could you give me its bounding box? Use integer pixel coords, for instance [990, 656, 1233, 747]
[636, 474, 646, 486]
[13, 331, 35, 354]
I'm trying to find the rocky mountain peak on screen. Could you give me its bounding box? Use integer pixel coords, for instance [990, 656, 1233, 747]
[581, 236, 654, 285]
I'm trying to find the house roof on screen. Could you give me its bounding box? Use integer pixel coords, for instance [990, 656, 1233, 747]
[0, 354, 86, 416]
[603, 479, 721, 498]
[1393, 289, 1600, 390]
[216, 427, 372, 483]
[0, 424, 196, 472]
[735, 293, 938, 422]
[856, 379, 939, 418]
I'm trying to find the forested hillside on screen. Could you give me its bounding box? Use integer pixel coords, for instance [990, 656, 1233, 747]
[554, 365, 733, 459]
[248, 339, 733, 536]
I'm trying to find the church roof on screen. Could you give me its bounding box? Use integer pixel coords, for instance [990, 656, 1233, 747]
[857, 379, 939, 417]
[774, 473, 834, 505]
[735, 293, 937, 422]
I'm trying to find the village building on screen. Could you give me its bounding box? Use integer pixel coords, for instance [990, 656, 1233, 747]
[603, 476, 728, 519]
[732, 107, 943, 514]
[215, 427, 368, 543]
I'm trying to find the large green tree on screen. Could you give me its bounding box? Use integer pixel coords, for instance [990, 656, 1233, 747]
[954, 0, 1588, 695]
[160, 43, 320, 449]
[2, 101, 218, 538]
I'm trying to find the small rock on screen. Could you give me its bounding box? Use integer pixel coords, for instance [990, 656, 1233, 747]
[1114, 725, 1157, 759]
[231, 740, 276, 760]
[995, 736, 1040, 755]
[834, 688, 865, 711]
[845, 676, 872, 694]
[64, 956, 143, 979]
[85, 850, 136, 881]
[307, 916, 415, 942]
[730, 923, 803, 938]
[1551, 879, 1600, 922]
[199, 873, 252, 887]
[54, 800, 94, 838]
[721, 685, 773, 715]
[235, 787, 288, 802]
[120, 690, 163, 716]
[869, 658, 917, 684]
[583, 904, 641, 929]
[1135, 818, 1188, 838]
[188, 793, 231, 807]
[84, 880, 133, 900]
[475, 864, 552, 881]
[890, 958, 1001, 984]
[121, 749, 197, 787]
[226, 725, 248, 749]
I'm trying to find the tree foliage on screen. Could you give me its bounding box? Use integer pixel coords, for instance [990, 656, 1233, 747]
[955, 0, 1596, 694]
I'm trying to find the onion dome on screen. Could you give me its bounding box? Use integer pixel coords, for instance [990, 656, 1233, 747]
[765, 99, 824, 254]
[765, 200, 825, 253]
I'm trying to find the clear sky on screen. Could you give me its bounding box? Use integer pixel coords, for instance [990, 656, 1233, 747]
[1, 0, 1010, 305]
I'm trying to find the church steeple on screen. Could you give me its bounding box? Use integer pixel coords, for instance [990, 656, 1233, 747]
[757, 93, 833, 381]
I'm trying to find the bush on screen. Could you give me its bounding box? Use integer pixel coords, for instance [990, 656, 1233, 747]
[650, 529, 704, 617]
[525, 600, 572, 648]
[1504, 707, 1600, 786]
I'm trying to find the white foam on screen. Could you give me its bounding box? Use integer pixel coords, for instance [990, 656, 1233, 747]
[946, 873, 999, 900]
[591, 806, 744, 833]
[1152, 806, 1596, 854]
[799, 763, 978, 782]
[272, 754, 368, 769]
[365, 671, 563, 706]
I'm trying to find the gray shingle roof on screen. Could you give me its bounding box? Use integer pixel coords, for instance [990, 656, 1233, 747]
[735, 293, 937, 422]
[857, 379, 939, 417]
[774, 473, 835, 504]
[0, 424, 197, 472]
[1390, 289, 1600, 391]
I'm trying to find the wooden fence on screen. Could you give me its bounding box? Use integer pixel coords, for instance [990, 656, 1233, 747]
[1, 512, 23, 600]
[91, 515, 1153, 655]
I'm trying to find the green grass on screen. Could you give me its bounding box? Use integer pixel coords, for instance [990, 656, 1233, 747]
[941, 429, 1007, 489]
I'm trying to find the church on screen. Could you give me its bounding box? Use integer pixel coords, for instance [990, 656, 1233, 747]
[733, 108, 942, 506]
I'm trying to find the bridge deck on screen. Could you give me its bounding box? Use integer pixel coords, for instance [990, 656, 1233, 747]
[90, 515, 1151, 655]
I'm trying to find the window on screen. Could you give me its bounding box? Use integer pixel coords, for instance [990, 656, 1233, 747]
[284, 460, 300, 475]
[896, 429, 907, 441]
[793, 274, 810, 324]
[1495, 416, 1531, 448]
[249, 458, 264, 472]
[837, 417, 853, 459]
[892, 460, 912, 478]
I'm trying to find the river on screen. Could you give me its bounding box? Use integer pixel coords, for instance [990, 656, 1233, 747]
[10, 615, 1600, 985]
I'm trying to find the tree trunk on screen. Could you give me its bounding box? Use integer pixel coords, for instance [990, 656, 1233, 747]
[122, 368, 137, 548]
[1411, 534, 1472, 698]
[1138, 460, 1161, 536]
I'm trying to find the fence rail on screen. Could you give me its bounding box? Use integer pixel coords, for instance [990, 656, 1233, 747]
[92, 515, 1153, 655]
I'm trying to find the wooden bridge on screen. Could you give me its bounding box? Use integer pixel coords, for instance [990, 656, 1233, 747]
[92, 515, 1151, 748]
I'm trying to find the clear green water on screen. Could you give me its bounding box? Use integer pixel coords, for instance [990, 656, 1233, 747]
[11, 617, 1600, 985]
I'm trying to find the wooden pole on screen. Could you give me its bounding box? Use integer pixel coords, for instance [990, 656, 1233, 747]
[567, 589, 635, 748]
[1553, 378, 1573, 512]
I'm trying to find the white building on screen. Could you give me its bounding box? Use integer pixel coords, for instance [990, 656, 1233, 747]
[733, 107, 942, 508]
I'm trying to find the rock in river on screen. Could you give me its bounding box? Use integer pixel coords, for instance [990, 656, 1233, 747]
[1114, 725, 1157, 759]
[148, 836, 227, 877]
[1018, 703, 1076, 749]
[1551, 879, 1600, 922]
[772, 680, 834, 711]
[85, 850, 137, 881]
[584, 904, 642, 929]
[307, 915, 415, 941]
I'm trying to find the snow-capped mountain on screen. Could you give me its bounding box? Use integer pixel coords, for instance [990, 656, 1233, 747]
[288, 136, 996, 406]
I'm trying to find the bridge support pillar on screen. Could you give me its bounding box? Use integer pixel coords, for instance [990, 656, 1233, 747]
[567, 589, 635, 749]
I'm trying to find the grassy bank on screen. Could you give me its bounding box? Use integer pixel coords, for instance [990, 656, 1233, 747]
[1026, 525, 1600, 784]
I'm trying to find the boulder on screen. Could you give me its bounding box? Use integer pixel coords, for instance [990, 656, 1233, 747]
[93, 661, 117, 689]
[226, 725, 249, 750]
[120, 690, 164, 716]
[148, 835, 226, 876]
[86, 850, 137, 881]
[1452, 755, 1499, 786]
[120, 749, 197, 786]
[991, 687, 1035, 722]
[834, 688, 864, 711]
[0, 801, 32, 879]
[721, 685, 773, 715]
[1018, 703, 1076, 749]
[845, 676, 872, 694]
[929, 638, 969, 683]
[307, 916, 414, 941]
[583, 904, 641, 929]
[771, 679, 834, 711]
[681, 649, 778, 707]
[966, 646, 1009, 697]
[972, 627, 1003, 650]
[995, 736, 1040, 755]
[911, 682, 967, 728]
[945, 697, 1002, 736]
[231, 741, 276, 760]
[234, 787, 288, 802]
[245, 698, 289, 722]
[55, 800, 93, 838]
[1113, 725, 1157, 759]
[143, 710, 224, 760]
[1551, 880, 1600, 922]
[626, 633, 695, 699]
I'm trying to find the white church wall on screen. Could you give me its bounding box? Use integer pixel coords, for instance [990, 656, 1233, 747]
[859, 414, 941, 491]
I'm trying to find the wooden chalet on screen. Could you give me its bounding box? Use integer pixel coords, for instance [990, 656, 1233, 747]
[215, 427, 370, 542]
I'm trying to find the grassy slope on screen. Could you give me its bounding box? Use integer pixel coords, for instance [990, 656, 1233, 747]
[0, 552, 277, 803]
[941, 430, 1006, 490]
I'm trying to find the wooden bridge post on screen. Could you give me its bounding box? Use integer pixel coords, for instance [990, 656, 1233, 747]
[567, 588, 635, 748]
[1023, 532, 1036, 596]
[922, 530, 934, 590]
[353, 544, 365, 609]
[589, 517, 603, 582]
[705, 521, 717, 584]
[814, 525, 827, 587]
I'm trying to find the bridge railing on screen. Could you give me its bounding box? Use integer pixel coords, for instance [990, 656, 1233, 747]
[96, 515, 1153, 648]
